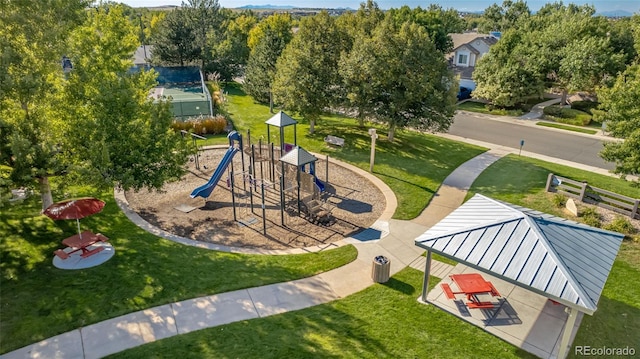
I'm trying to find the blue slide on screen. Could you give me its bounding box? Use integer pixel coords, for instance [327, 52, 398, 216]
[190, 147, 239, 199]
[309, 166, 325, 192]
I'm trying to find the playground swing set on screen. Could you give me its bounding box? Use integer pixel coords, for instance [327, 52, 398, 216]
[189, 111, 334, 236]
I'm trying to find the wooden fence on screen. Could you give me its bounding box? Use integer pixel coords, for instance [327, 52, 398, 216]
[545, 173, 640, 220]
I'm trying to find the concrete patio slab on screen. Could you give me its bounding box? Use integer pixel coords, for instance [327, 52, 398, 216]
[172, 290, 259, 334]
[81, 305, 177, 359]
[424, 264, 582, 359]
[52, 242, 115, 270]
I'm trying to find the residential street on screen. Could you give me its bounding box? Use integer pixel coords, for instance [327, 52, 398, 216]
[449, 111, 615, 170]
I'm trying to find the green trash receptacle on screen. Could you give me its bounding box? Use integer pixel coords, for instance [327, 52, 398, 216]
[371, 255, 390, 283]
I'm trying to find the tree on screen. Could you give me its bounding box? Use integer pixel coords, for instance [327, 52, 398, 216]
[272, 11, 346, 134]
[244, 13, 293, 110]
[595, 64, 640, 183]
[478, 0, 530, 33]
[341, 17, 457, 141]
[62, 5, 190, 192]
[387, 4, 464, 53]
[184, 0, 221, 72]
[474, 3, 627, 107]
[153, 8, 199, 66]
[336, 0, 385, 127]
[473, 30, 545, 107]
[209, 10, 257, 80]
[0, 0, 89, 209]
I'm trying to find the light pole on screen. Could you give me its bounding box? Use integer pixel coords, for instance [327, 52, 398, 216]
[137, 13, 147, 61]
[369, 128, 378, 172]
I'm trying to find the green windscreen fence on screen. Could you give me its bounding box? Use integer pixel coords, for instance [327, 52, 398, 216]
[132, 65, 213, 120]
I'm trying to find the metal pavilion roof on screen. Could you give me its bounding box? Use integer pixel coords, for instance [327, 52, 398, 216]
[265, 111, 297, 128]
[415, 194, 624, 315]
[279, 146, 317, 167]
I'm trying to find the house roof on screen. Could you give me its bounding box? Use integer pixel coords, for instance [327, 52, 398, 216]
[415, 194, 624, 315]
[453, 43, 480, 55]
[449, 33, 498, 57]
[279, 146, 317, 166]
[265, 111, 297, 128]
[450, 32, 489, 50]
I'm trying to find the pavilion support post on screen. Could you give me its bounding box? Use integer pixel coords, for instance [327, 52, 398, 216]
[421, 250, 432, 303]
[557, 307, 579, 359]
[294, 124, 297, 146]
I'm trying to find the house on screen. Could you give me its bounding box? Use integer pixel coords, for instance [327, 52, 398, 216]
[448, 32, 499, 90]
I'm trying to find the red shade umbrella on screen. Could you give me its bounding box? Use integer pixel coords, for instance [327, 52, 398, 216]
[43, 197, 105, 238]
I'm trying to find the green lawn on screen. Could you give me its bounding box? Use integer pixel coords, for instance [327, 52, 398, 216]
[222, 83, 486, 219]
[457, 101, 524, 116]
[466, 155, 640, 356]
[536, 121, 598, 134]
[112, 154, 639, 358]
[109, 268, 537, 359]
[1, 82, 486, 354]
[0, 190, 357, 354]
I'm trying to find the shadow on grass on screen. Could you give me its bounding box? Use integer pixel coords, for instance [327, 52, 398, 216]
[0, 190, 357, 354]
[381, 277, 415, 295]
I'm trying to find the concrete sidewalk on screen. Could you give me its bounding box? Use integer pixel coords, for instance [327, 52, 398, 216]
[519, 98, 561, 120]
[2, 121, 616, 358]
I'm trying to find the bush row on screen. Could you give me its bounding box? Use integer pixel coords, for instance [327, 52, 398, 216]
[570, 100, 599, 114]
[171, 115, 228, 135]
[543, 105, 592, 126]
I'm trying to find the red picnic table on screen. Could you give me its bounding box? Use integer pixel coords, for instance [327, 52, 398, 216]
[441, 273, 501, 309]
[54, 230, 109, 260]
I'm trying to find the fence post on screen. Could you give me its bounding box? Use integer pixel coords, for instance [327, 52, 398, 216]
[579, 182, 587, 202]
[633, 199, 639, 220]
[545, 173, 555, 192]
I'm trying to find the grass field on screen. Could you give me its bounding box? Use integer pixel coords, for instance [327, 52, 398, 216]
[0, 189, 357, 354]
[457, 100, 524, 116]
[536, 121, 598, 134]
[1, 82, 485, 354]
[5, 81, 637, 357]
[111, 155, 639, 359]
[220, 83, 486, 219]
[467, 155, 640, 355]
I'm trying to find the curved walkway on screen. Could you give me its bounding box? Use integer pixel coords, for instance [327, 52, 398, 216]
[4, 102, 611, 358]
[3, 151, 504, 359]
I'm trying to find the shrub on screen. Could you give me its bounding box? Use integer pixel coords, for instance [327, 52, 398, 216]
[579, 206, 601, 228]
[171, 115, 228, 136]
[570, 100, 598, 115]
[543, 105, 563, 117]
[603, 216, 637, 236]
[543, 106, 592, 126]
[551, 193, 566, 208]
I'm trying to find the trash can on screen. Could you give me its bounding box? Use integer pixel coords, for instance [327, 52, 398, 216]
[371, 255, 390, 283]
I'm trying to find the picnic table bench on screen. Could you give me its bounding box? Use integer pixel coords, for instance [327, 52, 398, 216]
[324, 135, 345, 147]
[441, 273, 501, 309]
[54, 231, 110, 259]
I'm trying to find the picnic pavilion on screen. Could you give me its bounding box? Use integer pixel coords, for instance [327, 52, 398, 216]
[415, 194, 624, 359]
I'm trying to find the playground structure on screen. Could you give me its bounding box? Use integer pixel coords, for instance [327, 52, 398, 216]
[189, 111, 334, 236]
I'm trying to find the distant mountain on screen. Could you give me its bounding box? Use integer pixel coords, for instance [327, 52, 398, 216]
[237, 4, 296, 9]
[597, 10, 634, 17]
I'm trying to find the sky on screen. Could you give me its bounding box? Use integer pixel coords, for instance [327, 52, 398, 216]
[118, 0, 639, 13]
